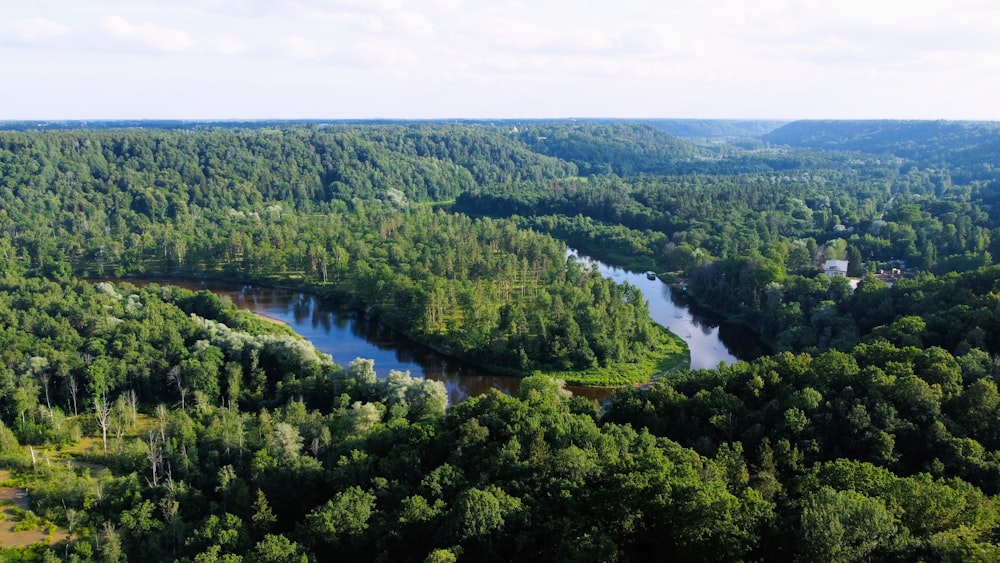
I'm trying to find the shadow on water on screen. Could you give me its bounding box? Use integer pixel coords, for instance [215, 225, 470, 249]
[666, 285, 771, 365]
[568, 250, 766, 371]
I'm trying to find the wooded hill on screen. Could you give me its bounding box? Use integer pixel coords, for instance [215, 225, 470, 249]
[0, 125, 685, 384]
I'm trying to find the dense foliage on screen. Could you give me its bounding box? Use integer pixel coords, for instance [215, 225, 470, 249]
[455, 121, 1000, 360]
[762, 119, 1000, 174]
[605, 342, 1000, 560]
[3, 269, 1000, 562]
[0, 126, 683, 382]
[3, 119, 1000, 561]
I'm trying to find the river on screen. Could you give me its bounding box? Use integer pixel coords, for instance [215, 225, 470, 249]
[157, 252, 763, 404]
[567, 251, 768, 370]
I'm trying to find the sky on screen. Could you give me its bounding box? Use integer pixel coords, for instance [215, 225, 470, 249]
[2, 0, 1000, 121]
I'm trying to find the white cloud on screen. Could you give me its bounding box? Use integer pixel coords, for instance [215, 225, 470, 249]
[299, 9, 385, 33]
[277, 35, 332, 60]
[729, 1, 1000, 70]
[432, 0, 463, 10]
[3, 17, 71, 46]
[101, 14, 197, 54]
[273, 34, 416, 69]
[213, 35, 247, 56]
[3, 0, 1000, 119]
[346, 42, 417, 67]
[391, 11, 434, 37]
[314, 0, 405, 12]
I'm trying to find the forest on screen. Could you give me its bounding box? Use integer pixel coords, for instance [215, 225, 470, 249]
[1, 119, 1000, 561]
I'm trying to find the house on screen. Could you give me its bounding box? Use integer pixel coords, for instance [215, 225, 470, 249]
[824, 260, 849, 278]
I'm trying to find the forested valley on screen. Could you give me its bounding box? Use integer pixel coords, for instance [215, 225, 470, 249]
[2, 119, 1000, 561]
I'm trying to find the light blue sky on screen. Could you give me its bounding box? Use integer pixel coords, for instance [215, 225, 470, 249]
[3, 0, 1000, 120]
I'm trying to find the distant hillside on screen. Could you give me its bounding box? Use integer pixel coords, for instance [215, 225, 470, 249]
[516, 122, 709, 176]
[762, 120, 1000, 165]
[645, 119, 788, 138]
[0, 119, 340, 131]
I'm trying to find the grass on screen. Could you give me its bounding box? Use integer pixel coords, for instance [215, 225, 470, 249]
[544, 325, 690, 387]
[28, 412, 161, 474]
[10, 507, 45, 532]
[0, 416, 158, 551]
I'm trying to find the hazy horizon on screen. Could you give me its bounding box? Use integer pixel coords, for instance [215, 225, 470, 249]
[4, 117, 999, 125]
[4, 1, 1000, 121]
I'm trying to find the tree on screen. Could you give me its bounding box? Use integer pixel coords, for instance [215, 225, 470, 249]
[168, 365, 188, 411]
[148, 430, 164, 486]
[109, 394, 135, 451]
[184, 513, 249, 560]
[824, 238, 848, 260]
[445, 486, 521, 543]
[847, 245, 863, 276]
[346, 402, 382, 435]
[68, 373, 80, 416]
[424, 548, 460, 563]
[410, 378, 448, 419]
[302, 486, 376, 551]
[246, 534, 309, 563]
[99, 521, 126, 563]
[13, 372, 40, 427]
[348, 358, 377, 387]
[516, 374, 571, 404]
[224, 362, 243, 410]
[269, 423, 303, 461]
[27, 356, 52, 413]
[94, 394, 112, 456]
[797, 486, 900, 562]
[123, 389, 138, 426]
[250, 489, 277, 539]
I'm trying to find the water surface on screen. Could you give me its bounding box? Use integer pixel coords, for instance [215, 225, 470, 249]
[569, 251, 767, 370]
[150, 252, 762, 402]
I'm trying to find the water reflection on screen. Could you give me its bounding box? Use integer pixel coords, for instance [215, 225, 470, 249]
[567, 251, 765, 370]
[219, 285, 529, 403]
[135, 251, 763, 403]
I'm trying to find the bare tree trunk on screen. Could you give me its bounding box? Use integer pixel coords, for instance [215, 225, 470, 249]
[93, 395, 111, 457]
[42, 375, 52, 413]
[156, 404, 169, 445]
[124, 389, 138, 427]
[168, 365, 186, 410]
[147, 431, 162, 487]
[236, 413, 246, 457]
[111, 399, 128, 452]
[68, 375, 78, 416]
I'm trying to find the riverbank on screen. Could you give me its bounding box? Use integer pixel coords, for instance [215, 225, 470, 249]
[249, 311, 292, 328]
[347, 301, 690, 386]
[109, 269, 691, 389]
[545, 325, 690, 387]
[666, 282, 774, 360]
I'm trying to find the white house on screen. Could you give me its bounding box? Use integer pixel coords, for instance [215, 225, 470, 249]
[824, 260, 849, 278]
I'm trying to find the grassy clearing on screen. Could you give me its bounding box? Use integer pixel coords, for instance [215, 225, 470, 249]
[0, 415, 161, 551]
[546, 325, 690, 387]
[31, 412, 160, 473]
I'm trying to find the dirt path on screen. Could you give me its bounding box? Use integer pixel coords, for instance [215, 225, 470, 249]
[0, 486, 29, 510]
[0, 469, 68, 547]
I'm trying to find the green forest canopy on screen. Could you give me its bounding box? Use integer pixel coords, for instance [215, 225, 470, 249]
[1, 119, 1000, 561]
